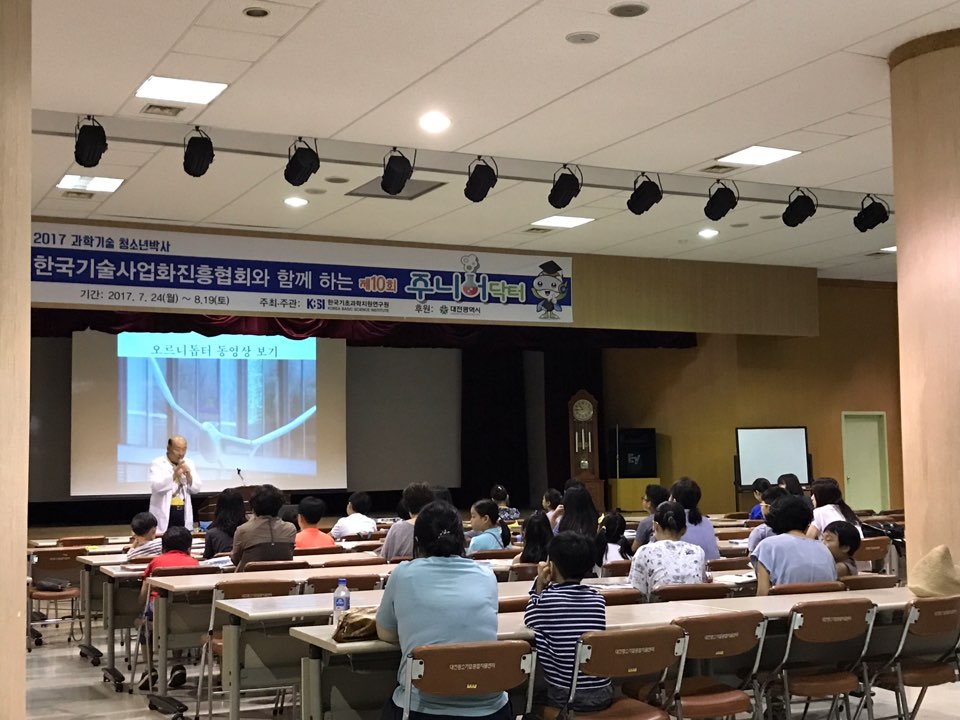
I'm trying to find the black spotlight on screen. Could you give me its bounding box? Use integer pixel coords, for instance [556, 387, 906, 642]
[627, 172, 663, 215]
[381, 148, 414, 195]
[782, 188, 818, 227]
[548, 164, 582, 209]
[704, 180, 738, 221]
[183, 127, 214, 178]
[464, 156, 498, 203]
[284, 137, 320, 187]
[853, 194, 890, 232]
[74, 116, 108, 168]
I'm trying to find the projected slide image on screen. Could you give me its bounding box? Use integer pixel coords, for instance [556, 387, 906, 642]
[117, 332, 317, 485]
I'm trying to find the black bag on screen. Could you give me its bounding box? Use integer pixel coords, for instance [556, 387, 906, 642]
[34, 578, 71, 592]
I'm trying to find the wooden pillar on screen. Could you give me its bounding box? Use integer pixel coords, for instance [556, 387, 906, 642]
[0, 0, 31, 715]
[890, 30, 960, 569]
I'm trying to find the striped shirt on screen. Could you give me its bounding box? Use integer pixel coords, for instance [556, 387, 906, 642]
[126, 538, 162, 559]
[524, 582, 610, 692]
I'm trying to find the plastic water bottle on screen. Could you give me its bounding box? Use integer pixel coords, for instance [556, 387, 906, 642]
[332, 578, 350, 626]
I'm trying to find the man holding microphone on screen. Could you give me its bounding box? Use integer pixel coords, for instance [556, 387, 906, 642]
[148, 435, 202, 533]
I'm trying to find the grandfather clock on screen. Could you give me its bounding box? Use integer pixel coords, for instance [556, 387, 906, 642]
[568, 390, 604, 511]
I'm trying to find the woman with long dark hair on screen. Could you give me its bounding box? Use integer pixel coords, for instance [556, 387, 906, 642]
[555, 485, 598, 536]
[669, 477, 720, 561]
[514, 511, 552, 565]
[375, 501, 510, 720]
[778, 473, 814, 511]
[596, 510, 632, 566]
[202, 488, 247, 559]
[807, 478, 863, 539]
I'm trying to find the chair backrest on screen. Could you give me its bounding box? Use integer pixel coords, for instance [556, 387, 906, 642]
[769, 581, 847, 596]
[719, 545, 749, 558]
[674, 610, 766, 661]
[408, 640, 533, 697]
[342, 530, 389, 542]
[307, 575, 381, 593]
[791, 598, 876, 644]
[150, 565, 221, 578]
[58, 535, 108, 547]
[216, 579, 299, 600]
[242, 560, 310, 572]
[841, 574, 899, 590]
[854, 536, 890, 562]
[744, 519, 764, 528]
[707, 557, 751, 572]
[716, 529, 751, 540]
[654, 583, 731, 601]
[294, 545, 345, 556]
[577, 626, 686, 680]
[907, 596, 960, 638]
[603, 588, 644, 606]
[600, 559, 631, 578]
[498, 596, 528, 613]
[318, 555, 387, 568]
[854, 509, 877, 517]
[32, 546, 85, 575]
[724, 512, 750, 520]
[348, 541, 385, 552]
[471, 549, 518, 560]
[235, 542, 295, 570]
[389, 555, 413, 564]
[507, 563, 539, 582]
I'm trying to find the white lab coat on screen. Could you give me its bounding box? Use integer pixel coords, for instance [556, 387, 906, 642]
[148, 455, 202, 533]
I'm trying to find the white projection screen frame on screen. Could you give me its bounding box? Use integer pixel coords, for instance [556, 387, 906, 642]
[735, 426, 810, 488]
[70, 330, 347, 496]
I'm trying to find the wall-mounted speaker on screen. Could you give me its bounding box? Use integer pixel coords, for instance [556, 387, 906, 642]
[608, 427, 657, 478]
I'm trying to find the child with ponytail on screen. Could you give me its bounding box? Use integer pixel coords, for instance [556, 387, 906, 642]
[628, 500, 708, 600]
[467, 498, 512, 555]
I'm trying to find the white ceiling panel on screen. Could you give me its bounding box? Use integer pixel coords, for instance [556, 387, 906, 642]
[826, 168, 895, 195]
[336, 0, 749, 151]
[819, 253, 897, 281]
[153, 52, 252, 85]
[32, 0, 207, 115]
[804, 113, 890, 136]
[197, 1, 540, 140]
[745, 222, 897, 266]
[845, 7, 960, 59]
[93, 147, 279, 222]
[854, 100, 892, 118]
[33, 198, 101, 217]
[756, 130, 847, 153]
[194, 0, 311, 36]
[173, 26, 278, 62]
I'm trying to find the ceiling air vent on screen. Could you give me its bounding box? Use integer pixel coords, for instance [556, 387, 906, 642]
[141, 103, 184, 117]
[523, 227, 552, 234]
[62, 190, 95, 200]
[699, 164, 737, 175]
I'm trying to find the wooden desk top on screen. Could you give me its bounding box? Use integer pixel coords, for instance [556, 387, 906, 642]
[147, 562, 397, 593]
[686, 587, 916, 617]
[84, 549, 377, 570]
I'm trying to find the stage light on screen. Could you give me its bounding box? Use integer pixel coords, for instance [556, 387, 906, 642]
[704, 180, 738, 221]
[548, 165, 582, 209]
[782, 188, 818, 227]
[74, 116, 108, 168]
[853, 194, 890, 233]
[183, 127, 214, 178]
[381, 148, 414, 195]
[626, 173, 662, 216]
[284, 137, 320, 187]
[464, 156, 498, 203]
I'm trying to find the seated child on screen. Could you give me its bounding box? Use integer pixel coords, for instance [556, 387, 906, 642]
[596, 510, 632, 567]
[329, 491, 377, 540]
[524, 532, 612, 713]
[628, 500, 708, 600]
[126, 511, 162, 559]
[542, 488, 563, 527]
[295, 496, 336, 549]
[491, 484, 521, 523]
[631, 484, 671, 552]
[822, 520, 861, 578]
[752, 495, 837, 596]
[747, 486, 787, 553]
[138, 526, 199, 689]
[513, 511, 552, 565]
[467, 499, 512, 555]
[748, 477, 772, 520]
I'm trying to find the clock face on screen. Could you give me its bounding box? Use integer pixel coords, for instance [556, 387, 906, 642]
[572, 399, 594, 421]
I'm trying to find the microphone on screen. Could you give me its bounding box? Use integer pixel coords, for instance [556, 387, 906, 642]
[237, 468, 245, 485]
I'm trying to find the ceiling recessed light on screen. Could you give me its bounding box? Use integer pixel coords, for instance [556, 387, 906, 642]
[243, 6, 269, 18]
[531, 215, 594, 229]
[760, 214, 780, 220]
[880, 246, 897, 253]
[608, 3, 649, 18]
[136, 75, 228, 105]
[566, 31, 600, 44]
[284, 197, 308, 208]
[730, 222, 749, 228]
[717, 145, 801, 166]
[56, 174, 123, 193]
[418, 111, 451, 134]
[324, 176, 350, 184]
[698, 228, 719, 239]
[303, 188, 327, 196]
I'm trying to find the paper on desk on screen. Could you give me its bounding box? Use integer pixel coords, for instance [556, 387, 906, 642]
[727, 539, 750, 546]
[712, 572, 757, 585]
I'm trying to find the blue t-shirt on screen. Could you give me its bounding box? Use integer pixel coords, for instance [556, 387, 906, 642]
[751, 533, 837, 587]
[467, 526, 509, 555]
[748, 504, 764, 520]
[376, 556, 505, 715]
[681, 511, 721, 561]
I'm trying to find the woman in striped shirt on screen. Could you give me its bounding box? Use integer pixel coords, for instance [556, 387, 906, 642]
[524, 532, 613, 713]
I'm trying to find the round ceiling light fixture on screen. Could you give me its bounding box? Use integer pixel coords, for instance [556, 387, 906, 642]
[608, 3, 649, 18]
[418, 110, 452, 134]
[243, 7, 269, 18]
[565, 31, 600, 44]
[284, 196, 308, 208]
